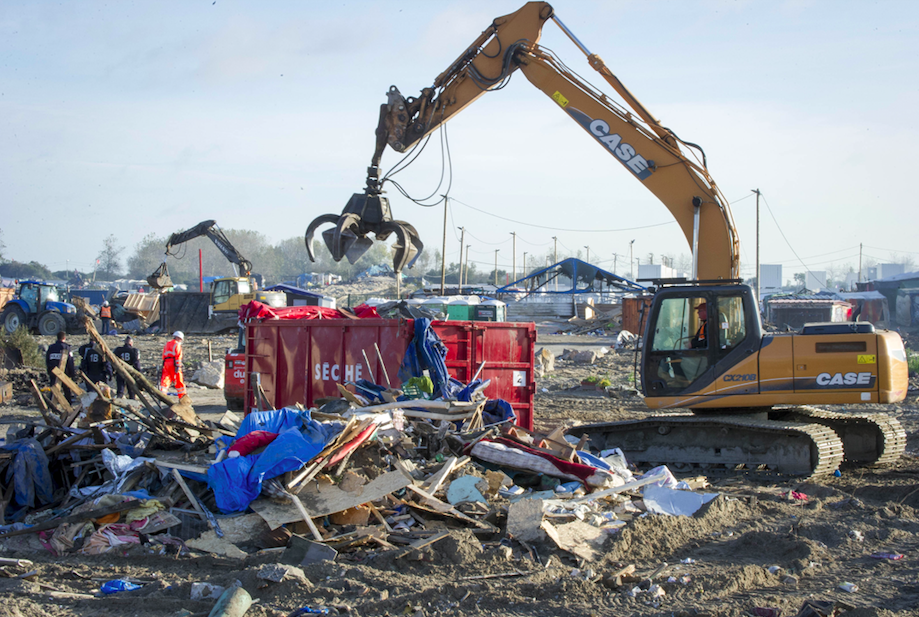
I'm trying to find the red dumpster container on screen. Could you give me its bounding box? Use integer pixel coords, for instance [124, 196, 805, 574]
[242, 318, 536, 430]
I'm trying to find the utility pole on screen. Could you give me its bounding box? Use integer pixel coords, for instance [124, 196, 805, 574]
[510, 232, 517, 282]
[629, 240, 635, 280]
[440, 196, 449, 296]
[858, 243, 863, 283]
[465, 245, 470, 288]
[457, 226, 465, 294]
[494, 249, 499, 287]
[552, 236, 558, 291]
[611, 253, 617, 276]
[584, 245, 590, 264]
[752, 188, 761, 306]
[522, 252, 528, 287]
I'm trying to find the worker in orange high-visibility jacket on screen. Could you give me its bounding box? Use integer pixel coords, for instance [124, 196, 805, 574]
[160, 331, 187, 399]
[99, 301, 113, 335]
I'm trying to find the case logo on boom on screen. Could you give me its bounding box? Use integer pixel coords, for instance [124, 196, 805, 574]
[561, 105, 653, 180]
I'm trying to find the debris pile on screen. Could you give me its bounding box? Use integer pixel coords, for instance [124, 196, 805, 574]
[0, 313, 731, 615]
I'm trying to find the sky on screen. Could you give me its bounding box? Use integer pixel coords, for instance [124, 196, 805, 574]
[2, 0, 918, 284]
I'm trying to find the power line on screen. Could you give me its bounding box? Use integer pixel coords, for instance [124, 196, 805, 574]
[450, 197, 675, 233]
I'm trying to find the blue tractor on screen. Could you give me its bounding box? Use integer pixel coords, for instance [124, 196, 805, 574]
[1, 280, 79, 336]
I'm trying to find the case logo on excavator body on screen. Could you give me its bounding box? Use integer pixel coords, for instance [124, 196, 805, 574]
[815, 371, 874, 387]
[561, 105, 653, 180]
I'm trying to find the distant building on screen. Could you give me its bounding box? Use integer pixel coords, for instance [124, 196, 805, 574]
[845, 272, 859, 290]
[637, 264, 682, 280]
[759, 264, 782, 293]
[805, 271, 828, 292]
[877, 263, 906, 280]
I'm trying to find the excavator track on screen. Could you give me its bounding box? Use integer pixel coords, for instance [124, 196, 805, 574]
[573, 413, 845, 480]
[769, 406, 906, 468]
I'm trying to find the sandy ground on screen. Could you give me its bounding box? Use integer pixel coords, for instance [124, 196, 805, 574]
[0, 325, 918, 617]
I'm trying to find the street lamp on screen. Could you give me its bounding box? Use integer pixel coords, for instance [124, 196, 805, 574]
[584, 245, 590, 264]
[629, 240, 635, 280]
[494, 249, 500, 286]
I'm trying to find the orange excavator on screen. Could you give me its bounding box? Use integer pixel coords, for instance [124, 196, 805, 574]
[307, 2, 908, 477]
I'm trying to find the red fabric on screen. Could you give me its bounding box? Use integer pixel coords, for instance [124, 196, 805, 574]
[323, 423, 378, 468]
[352, 303, 380, 318]
[238, 301, 350, 322]
[490, 436, 601, 484]
[228, 430, 279, 456]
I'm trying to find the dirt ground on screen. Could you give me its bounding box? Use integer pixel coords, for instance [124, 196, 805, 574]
[1, 325, 918, 617]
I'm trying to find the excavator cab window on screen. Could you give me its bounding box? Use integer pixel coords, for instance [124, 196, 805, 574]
[237, 280, 251, 295]
[716, 296, 746, 360]
[646, 296, 711, 394]
[212, 280, 236, 306]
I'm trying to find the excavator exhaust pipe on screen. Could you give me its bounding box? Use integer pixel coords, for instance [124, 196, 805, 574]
[305, 191, 423, 274]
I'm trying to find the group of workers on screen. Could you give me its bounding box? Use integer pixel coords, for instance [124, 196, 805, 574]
[45, 330, 187, 402]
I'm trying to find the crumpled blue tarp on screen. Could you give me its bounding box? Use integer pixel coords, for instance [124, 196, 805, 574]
[207, 407, 344, 513]
[398, 317, 464, 400]
[1, 439, 53, 508]
[481, 399, 516, 425]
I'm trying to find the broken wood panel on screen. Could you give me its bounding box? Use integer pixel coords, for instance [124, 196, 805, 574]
[250, 471, 412, 530]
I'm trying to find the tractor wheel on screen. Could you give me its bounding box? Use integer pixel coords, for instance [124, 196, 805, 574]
[38, 312, 66, 336]
[1, 305, 27, 334]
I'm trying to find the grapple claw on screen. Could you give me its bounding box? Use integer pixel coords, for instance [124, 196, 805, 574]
[304, 191, 424, 274]
[147, 262, 173, 290]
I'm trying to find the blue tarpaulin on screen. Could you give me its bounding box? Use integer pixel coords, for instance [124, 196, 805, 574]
[1, 439, 53, 509]
[207, 408, 344, 513]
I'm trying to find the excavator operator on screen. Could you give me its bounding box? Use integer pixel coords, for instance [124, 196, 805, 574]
[690, 302, 708, 349]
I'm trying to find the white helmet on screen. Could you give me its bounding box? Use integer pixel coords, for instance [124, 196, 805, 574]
[173, 331, 184, 340]
[103, 301, 109, 307]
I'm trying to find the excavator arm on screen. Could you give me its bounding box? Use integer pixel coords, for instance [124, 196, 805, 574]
[316, 1, 740, 280]
[147, 220, 253, 290]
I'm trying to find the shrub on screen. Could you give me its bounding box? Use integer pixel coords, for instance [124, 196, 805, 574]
[908, 351, 919, 376]
[2, 326, 44, 368]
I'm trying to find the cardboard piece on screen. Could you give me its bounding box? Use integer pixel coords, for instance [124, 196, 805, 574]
[541, 519, 607, 562]
[281, 535, 338, 566]
[506, 498, 545, 543]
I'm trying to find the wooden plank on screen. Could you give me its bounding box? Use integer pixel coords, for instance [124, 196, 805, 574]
[28, 379, 59, 427]
[395, 530, 450, 560]
[155, 460, 209, 474]
[48, 383, 74, 417]
[251, 471, 412, 530]
[404, 484, 496, 531]
[171, 468, 208, 524]
[51, 367, 86, 398]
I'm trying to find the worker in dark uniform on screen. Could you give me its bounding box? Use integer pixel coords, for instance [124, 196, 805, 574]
[690, 302, 708, 349]
[45, 331, 75, 404]
[113, 336, 141, 399]
[80, 341, 112, 391]
[78, 338, 94, 363]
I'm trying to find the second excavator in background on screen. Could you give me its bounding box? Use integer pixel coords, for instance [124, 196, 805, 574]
[307, 2, 908, 478]
[148, 220, 285, 319]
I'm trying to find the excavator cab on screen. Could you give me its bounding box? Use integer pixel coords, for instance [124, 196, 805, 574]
[642, 284, 761, 399]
